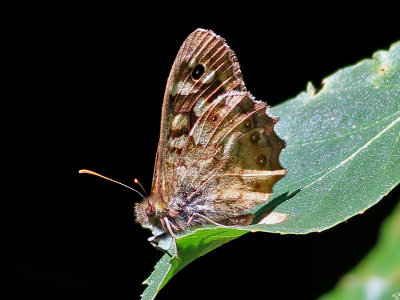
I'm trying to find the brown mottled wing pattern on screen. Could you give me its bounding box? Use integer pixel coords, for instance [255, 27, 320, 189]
[152, 29, 244, 197]
[152, 29, 285, 225]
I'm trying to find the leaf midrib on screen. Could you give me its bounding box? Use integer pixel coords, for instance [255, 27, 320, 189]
[278, 112, 400, 193]
[304, 114, 399, 188]
[299, 117, 400, 230]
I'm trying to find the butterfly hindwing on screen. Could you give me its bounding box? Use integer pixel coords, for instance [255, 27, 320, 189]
[172, 91, 286, 225]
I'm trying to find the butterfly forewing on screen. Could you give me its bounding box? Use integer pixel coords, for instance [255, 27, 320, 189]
[152, 29, 244, 198]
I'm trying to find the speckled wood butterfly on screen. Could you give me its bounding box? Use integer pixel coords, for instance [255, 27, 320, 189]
[81, 29, 286, 258]
[135, 29, 286, 256]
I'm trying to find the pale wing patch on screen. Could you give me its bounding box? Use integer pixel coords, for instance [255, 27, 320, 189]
[170, 81, 200, 96]
[192, 97, 207, 117]
[171, 113, 190, 134]
[257, 212, 288, 225]
[203, 71, 216, 84]
[189, 58, 197, 68]
[168, 135, 187, 149]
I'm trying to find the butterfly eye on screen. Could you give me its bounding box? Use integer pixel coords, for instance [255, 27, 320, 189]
[145, 204, 155, 217]
[211, 115, 218, 122]
[192, 64, 205, 80]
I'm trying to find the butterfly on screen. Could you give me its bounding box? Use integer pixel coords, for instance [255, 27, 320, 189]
[133, 29, 287, 257]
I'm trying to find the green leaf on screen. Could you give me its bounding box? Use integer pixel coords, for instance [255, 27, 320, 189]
[141, 228, 248, 300]
[141, 41, 400, 299]
[319, 200, 400, 300]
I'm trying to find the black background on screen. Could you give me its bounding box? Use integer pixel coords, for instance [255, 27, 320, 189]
[5, 2, 400, 300]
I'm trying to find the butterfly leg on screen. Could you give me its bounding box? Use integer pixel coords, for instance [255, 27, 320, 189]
[186, 214, 195, 225]
[148, 233, 173, 257]
[163, 217, 179, 259]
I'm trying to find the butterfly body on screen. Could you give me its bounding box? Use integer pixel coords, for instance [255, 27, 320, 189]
[134, 29, 286, 250]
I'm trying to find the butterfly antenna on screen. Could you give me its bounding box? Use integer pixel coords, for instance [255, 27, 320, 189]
[134, 178, 148, 197]
[79, 169, 145, 199]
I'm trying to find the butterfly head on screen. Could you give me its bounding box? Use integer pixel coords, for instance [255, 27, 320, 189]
[134, 194, 166, 230]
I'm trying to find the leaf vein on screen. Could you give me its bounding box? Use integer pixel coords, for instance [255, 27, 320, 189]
[285, 111, 400, 147]
[301, 114, 400, 191]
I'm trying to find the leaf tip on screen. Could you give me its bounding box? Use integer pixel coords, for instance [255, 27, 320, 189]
[306, 81, 316, 96]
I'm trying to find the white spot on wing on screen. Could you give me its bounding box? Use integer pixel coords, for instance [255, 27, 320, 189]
[203, 71, 216, 84]
[258, 212, 288, 225]
[172, 81, 199, 95]
[193, 97, 207, 117]
[189, 58, 196, 69]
